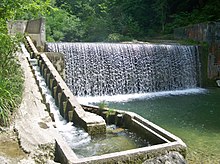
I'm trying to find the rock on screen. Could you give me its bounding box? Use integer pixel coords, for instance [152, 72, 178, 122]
[143, 151, 186, 164]
[38, 122, 49, 129]
[0, 156, 11, 164]
[216, 80, 220, 87]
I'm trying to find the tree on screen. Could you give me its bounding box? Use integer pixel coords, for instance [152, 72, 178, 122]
[46, 8, 84, 42]
[153, 0, 168, 33]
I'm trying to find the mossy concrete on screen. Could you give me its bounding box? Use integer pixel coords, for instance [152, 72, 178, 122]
[8, 18, 46, 49]
[174, 21, 220, 83]
[45, 52, 65, 79]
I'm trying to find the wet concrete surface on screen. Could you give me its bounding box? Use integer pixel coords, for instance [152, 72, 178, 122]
[0, 129, 27, 163]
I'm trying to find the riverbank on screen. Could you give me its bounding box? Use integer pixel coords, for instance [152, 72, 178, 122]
[0, 51, 59, 164]
[0, 49, 188, 164]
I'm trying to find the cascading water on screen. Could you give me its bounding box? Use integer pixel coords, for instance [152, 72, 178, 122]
[20, 43, 91, 156]
[46, 43, 200, 97]
[21, 43, 151, 158]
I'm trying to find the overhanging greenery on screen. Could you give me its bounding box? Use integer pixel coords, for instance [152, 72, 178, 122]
[0, 0, 219, 125]
[0, 0, 51, 126]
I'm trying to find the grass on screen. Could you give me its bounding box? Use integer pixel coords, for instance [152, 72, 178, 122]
[0, 32, 24, 126]
[0, 65, 24, 126]
[0, 73, 23, 126]
[98, 101, 108, 110]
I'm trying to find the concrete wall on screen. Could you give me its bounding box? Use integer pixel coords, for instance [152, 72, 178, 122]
[44, 52, 65, 79]
[24, 36, 187, 164]
[7, 20, 28, 34]
[174, 21, 220, 79]
[8, 18, 46, 49]
[24, 36, 106, 136]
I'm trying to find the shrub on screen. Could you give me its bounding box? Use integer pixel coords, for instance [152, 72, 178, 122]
[0, 30, 24, 126]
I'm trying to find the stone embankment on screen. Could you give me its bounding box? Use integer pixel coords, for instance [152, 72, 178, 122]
[174, 21, 220, 80]
[14, 51, 58, 163]
[0, 50, 60, 163]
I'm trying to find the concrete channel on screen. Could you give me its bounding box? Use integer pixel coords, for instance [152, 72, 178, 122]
[24, 36, 187, 163]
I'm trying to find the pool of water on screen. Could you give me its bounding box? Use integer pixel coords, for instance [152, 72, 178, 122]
[73, 125, 151, 158]
[87, 88, 220, 163]
[30, 57, 150, 159]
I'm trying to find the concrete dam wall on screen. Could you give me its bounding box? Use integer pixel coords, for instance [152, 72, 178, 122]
[23, 35, 186, 164]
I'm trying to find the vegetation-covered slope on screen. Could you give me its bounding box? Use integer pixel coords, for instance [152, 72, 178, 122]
[0, 0, 51, 126]
[0, 0, 219, 125]
[47, 0, 220, 42]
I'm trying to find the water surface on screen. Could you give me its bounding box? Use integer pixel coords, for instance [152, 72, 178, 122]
[85, 88, 220, 163]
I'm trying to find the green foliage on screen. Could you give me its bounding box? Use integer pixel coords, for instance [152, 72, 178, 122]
[0, 0, 33, 126]
[0, 0, 22, 20]
[13, 0, 214, 42]
[0, 75, 23, 126]
[98, 101, 107, 110]
[0, 34, 19, 73]
[152, 0, 168, 32]
[0, 32, 24, 126]
[50, 0, 219, 42]
[0, 0, 53, 20]
[46, 8, 84, 42]
[107, 33, 123, 42]
[105, 108, 116, 118]
[164, 0, 220, 34]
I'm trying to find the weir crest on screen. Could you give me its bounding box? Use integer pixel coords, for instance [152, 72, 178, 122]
[46, 43, 201, 97]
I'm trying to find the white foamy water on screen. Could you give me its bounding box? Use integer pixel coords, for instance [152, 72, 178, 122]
[47, 42, 201, 97]
[21, 43, 91, 151]
[77, 88, 207, 104]
[34, 66, 91, 149]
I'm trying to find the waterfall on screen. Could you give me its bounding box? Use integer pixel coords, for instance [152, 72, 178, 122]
[46, 43, 200, 97]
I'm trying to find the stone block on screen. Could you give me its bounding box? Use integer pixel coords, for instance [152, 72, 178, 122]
[49, 78, 57, 91]
[86, 123, 106, 136]
[7, 20, 28, 35]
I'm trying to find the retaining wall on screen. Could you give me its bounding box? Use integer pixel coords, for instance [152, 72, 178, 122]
[8, 18, 46, 50]
[24, 36, 106, 136]
[174, 21, 220, 79]
[56, 104, 187, 164]
[44, 52, 65, 79]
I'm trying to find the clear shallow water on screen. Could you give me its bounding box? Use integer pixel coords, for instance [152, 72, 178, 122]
[74, 125, 151, 158]
[27, 54, 149, 158]
[82, 88, 220, 163]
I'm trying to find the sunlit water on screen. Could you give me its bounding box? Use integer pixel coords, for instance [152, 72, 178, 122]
[74, 125, 151, 158]
[21, 44, 149, 158]
[79, 88, 220, 163]
[31, 64, 150, 158]
[47, 42, 200, 96]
